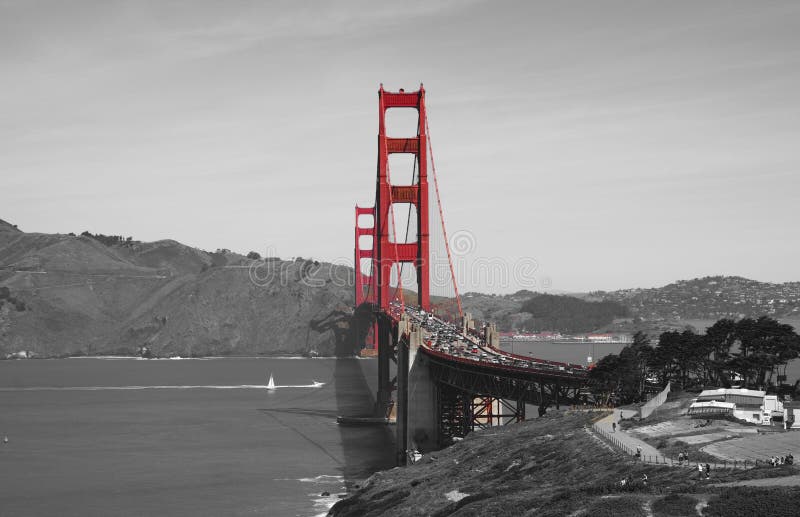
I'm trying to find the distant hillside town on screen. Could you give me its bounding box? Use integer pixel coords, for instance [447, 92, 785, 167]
[594, 276, 800, 321]
[461, 277, 800, 338]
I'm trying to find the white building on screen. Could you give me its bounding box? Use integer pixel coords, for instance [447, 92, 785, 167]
[688, 388, 783, 426]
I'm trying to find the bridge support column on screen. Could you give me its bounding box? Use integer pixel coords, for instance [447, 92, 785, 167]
[407, 350, 438, 454]
[396, 334, 409, 466]
[555, 381, 560, 410]
[538, 383, 547, 416]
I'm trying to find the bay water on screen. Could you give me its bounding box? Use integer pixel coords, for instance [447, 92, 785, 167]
[5, 341, 798, 516]
[0, 357, 394, 517]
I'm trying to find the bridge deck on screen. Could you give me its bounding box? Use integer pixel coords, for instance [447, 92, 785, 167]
[420, 345, 587, 384]
[385, 303, 588, 384]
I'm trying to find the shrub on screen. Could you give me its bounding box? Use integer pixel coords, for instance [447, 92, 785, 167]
[585, 495, 647, 517]
[703, 487, 800, 517]
[652, 493, 697, 516]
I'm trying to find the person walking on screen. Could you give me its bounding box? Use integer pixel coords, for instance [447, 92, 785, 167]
[612, 421, 616, 433]
[705, 463, 711, 479]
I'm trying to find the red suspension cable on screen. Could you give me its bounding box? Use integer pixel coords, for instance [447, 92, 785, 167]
[425, 112, 463, 320]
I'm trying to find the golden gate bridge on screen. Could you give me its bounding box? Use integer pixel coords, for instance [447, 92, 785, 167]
[351, 85, 589, 465]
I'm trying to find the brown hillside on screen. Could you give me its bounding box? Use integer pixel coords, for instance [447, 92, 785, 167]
[0, 221, 355, 357]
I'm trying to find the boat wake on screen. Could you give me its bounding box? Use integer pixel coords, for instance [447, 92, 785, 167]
[0, 382, 326, 391]
[265, 373, 324, 391]
[0, 373, 325, 392]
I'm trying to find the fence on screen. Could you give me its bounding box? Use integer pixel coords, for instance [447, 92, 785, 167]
[639, 382, 671, 419]
[591, 422, 766, 470]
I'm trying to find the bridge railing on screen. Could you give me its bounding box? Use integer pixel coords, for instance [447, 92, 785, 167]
[490, 346, 587, 371]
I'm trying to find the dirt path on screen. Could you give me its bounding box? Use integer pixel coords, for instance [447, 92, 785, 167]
[592, 410, 668, 463]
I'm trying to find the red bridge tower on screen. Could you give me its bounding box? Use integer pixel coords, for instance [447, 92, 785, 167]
[354, 84, 431, 415]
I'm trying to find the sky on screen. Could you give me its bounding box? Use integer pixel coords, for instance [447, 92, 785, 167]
[2, 0, 799, 293]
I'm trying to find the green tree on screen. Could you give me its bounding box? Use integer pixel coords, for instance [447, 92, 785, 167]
[703, 318, 738, 387]
[654, 329, 706, 389]
[588, 353, 623, 405]
[729, 316, 800, 388]
[618, 332, 653, 401]
[589, 332, 652, 404]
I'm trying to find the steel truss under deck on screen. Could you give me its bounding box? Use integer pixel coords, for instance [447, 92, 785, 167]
[427, 353, 585, 446]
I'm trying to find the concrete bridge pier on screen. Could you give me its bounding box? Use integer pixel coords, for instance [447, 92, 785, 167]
[396, 316, 439, 465]
[396, 334, 408, 466]
[406, 339, 438, 457]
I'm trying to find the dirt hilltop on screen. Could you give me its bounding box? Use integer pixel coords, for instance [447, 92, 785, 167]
[0, 219, 356, 358]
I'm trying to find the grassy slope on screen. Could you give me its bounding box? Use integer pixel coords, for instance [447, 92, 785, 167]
[331, 412, 800, 517]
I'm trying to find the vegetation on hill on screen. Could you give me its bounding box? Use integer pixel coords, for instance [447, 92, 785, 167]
[0, 286, 27, 312]
[459, 278, 800, 336]
[0, 220, 357, 358]
[79, 231, 138, 247]
[459, 290, 631, 333]
[520, 293, 629, 333]
[4, 218, 800, 358]
[331, 411, 800, 516]
[703, 487, 800, 517]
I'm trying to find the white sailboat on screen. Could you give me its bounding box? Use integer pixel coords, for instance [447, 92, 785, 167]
[266, 373, 276, 390]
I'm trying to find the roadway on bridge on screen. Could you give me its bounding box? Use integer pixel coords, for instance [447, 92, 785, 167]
[400, 304, 587, 382]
